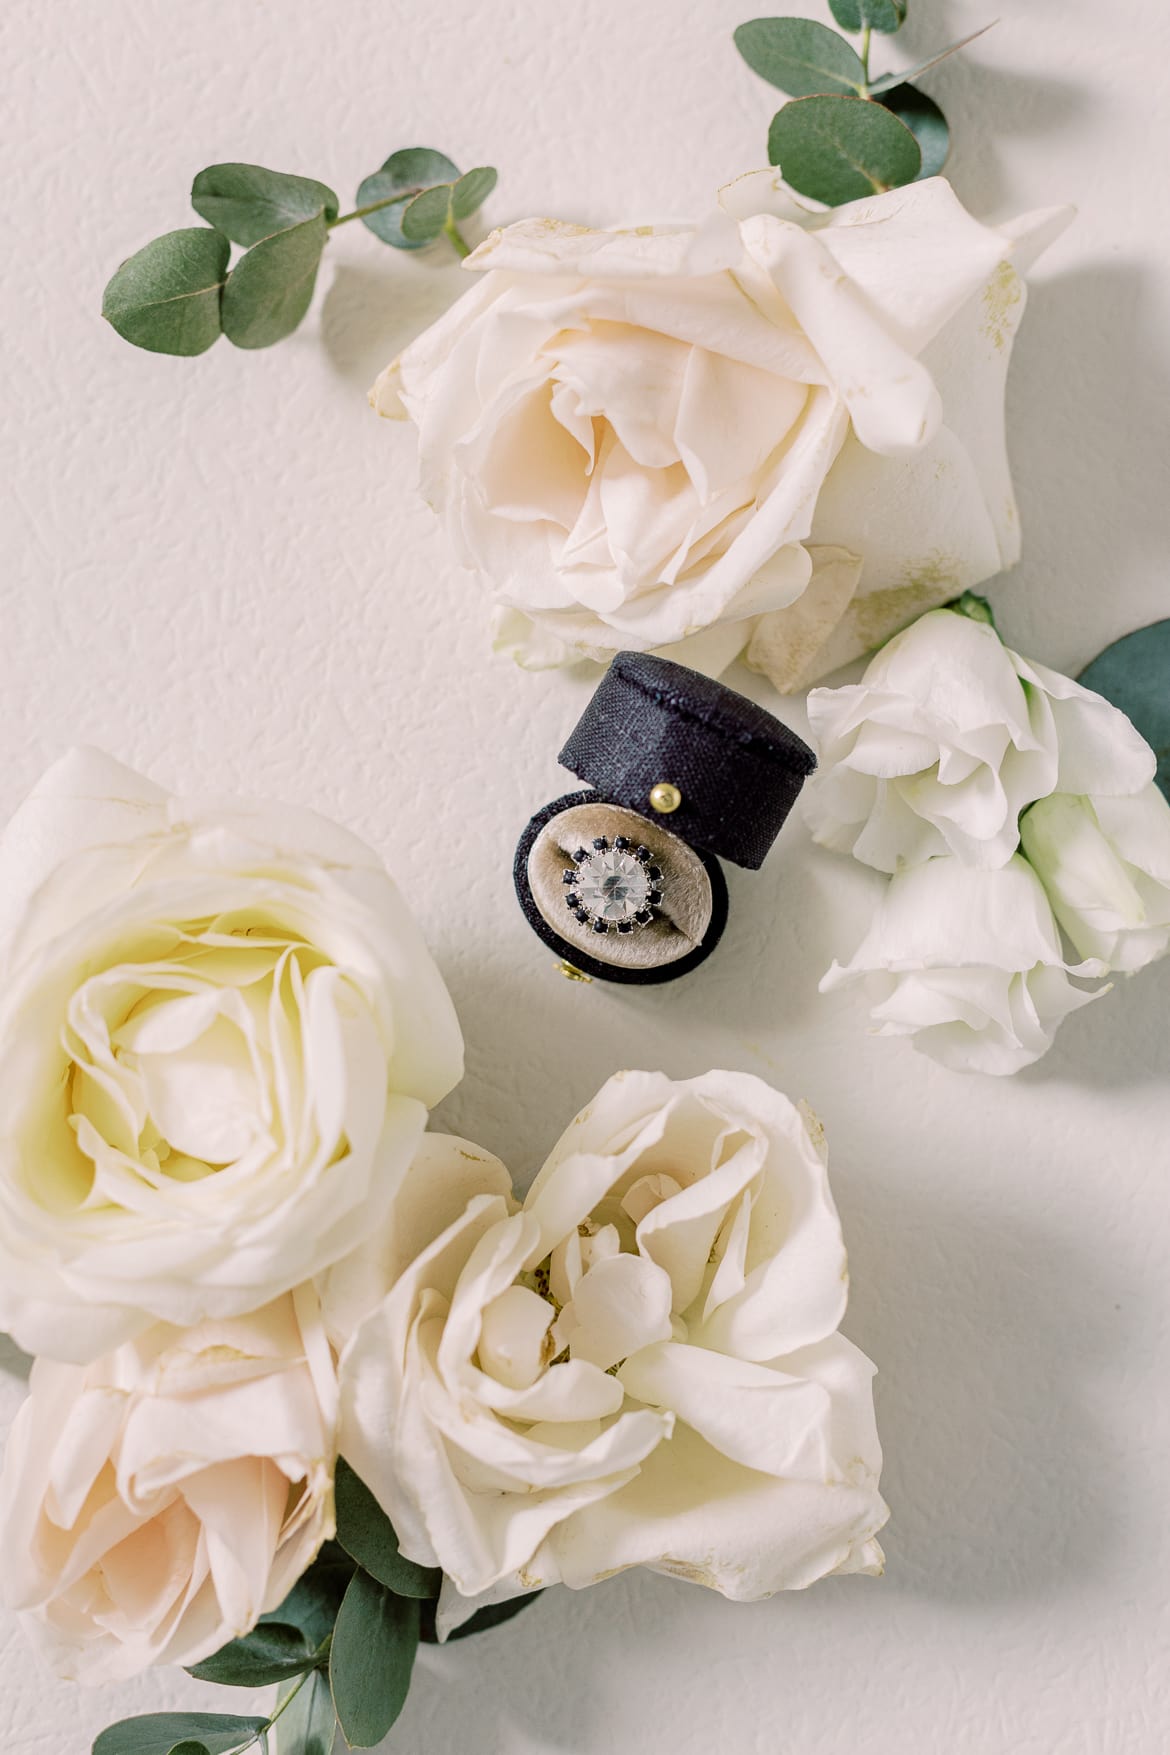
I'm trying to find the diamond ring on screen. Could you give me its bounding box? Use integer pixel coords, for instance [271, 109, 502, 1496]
[561, 836, 665, 936]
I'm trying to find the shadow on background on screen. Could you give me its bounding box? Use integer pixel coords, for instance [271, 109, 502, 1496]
[843, 1159, 1139, 1613]
[319, 256, 468, 391]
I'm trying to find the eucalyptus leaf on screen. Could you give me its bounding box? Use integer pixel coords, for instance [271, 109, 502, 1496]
[768, 93, 921, 204]
[829, 0, 906, 32]
[329, 1571, 419, 1749]
[102, 228, 229, 357]
[419, 1590, 543, 1645]
[191, 164, 338, 246]
[1079, 620, 1170, 801]
[221, 214, 328, 349]
[186, 1621, 317, 1687]
[334, 1457, 441, 1599]
[167, 1745, 211, 1755]
[273, 1672, 337, 1755]
[451, 165, 498, 221]
[868, 23, 995, 94]
[93, 1714, 266, 1755]
[399, 182, 454, 244]
[877, 82, 949, 176]
[355, 147, 460, 249]
[733, 18, 865, 96]
[263, 1542, 353, 1647]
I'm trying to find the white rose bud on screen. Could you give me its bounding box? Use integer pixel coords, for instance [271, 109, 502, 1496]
[805, 608, 1155, 872]
[374, 176, 1068, 690]
[1021, 784, 1170, 973]
[335, 1076, 886, 1634]
[821, 854, 1104, 1075]
[0, 1291, 336, 1682]
[0, 747, 463, 1361]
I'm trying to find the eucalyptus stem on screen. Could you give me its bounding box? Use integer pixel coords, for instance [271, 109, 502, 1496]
[329, 195, 400, 228]
[859, 23, 872, 89]
[443, 215, 472, 258]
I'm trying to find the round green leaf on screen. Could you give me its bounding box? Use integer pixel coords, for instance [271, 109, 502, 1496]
[734, 18, 865, 96]
[221, 213, 327, 349]
[334, 1457, 441, 1599]
[877, 82, 949, 177]
[400, 182, 454, 244]
[92, 1714, 266, 1755]
[102, 228, 229, 357]
[167, 1745, 210, 1755]
[451, 165, 498, 222]
[1079, 620, 1170, 801]
[329, 1571, 419, 1749]
[273, 1672, 337, 1755]
[186, 1620, 317, 1687]
[768, 94, 921, 205]
[355, 147, 460, 249]
[829, 0, 907, 33]
[191, 163, 338, 246]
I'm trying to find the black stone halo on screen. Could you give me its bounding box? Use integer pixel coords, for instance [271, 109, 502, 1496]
[513, 789, 729, 986]
[560, 835, 666, 936]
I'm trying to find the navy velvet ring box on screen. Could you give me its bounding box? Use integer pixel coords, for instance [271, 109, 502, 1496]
[513, 652, 817, 985]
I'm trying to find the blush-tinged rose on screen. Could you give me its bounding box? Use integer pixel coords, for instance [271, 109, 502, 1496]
[804, 609, 1155, 872]
[0, 1291, 336, 1683]
[336, 1077, 886, 1632]
[374, 175, 1069, 690]
[0, 747, 463, 1361]
[821, 854, 1104, 1074]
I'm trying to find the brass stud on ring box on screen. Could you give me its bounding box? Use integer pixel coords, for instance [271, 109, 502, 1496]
[648, 781, 682, 815]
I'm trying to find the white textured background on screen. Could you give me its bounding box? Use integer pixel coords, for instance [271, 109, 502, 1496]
[3, 1, 1169, 1751]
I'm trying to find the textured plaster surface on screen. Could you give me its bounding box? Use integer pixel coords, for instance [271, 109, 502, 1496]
[2, 1, 1169, 1750]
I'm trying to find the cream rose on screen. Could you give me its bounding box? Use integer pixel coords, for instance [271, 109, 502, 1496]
[805, 608, 1156, 871]
[0, 747, 463, 1362]
[1020, 784, 1170, 973]
[821, 854, 1104, 1074]
[0, 1290, 336, 1682]
[335, 1074, 886, 1628]
[374, 174, 1067, 690]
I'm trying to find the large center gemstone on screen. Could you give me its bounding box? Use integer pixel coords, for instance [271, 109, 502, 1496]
[576, 849, 651, 923]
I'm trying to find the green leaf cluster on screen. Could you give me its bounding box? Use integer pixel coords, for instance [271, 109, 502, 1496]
[734, 4, 991, 205]
[92, 1462, 542, 1755]
[102, 150, 498, 357]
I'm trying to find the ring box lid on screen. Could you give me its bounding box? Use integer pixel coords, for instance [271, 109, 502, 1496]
[558, 652, 816, 870]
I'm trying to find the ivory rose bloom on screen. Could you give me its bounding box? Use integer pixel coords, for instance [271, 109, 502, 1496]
[335, 1074, 886, 1628]
[0, 747, 462, 1362]
[805, 608, 1156, 872]
[1021, 784, 1170, 973]
[0, 1291, 336, 1682]
[374, 173, 1067, 690]
[821, 855, 1103, 1074]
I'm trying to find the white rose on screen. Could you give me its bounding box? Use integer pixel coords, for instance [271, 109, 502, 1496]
[374, 174, 1067, 690]
[821, 854, 1104, 1074]
[805, 607, 1156, 872]
[0, 747, 463, 1362]
[336, 1074, 886, 1630]
[0, 1290, 336, 1682]
[1021, 784, 1170, 973]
